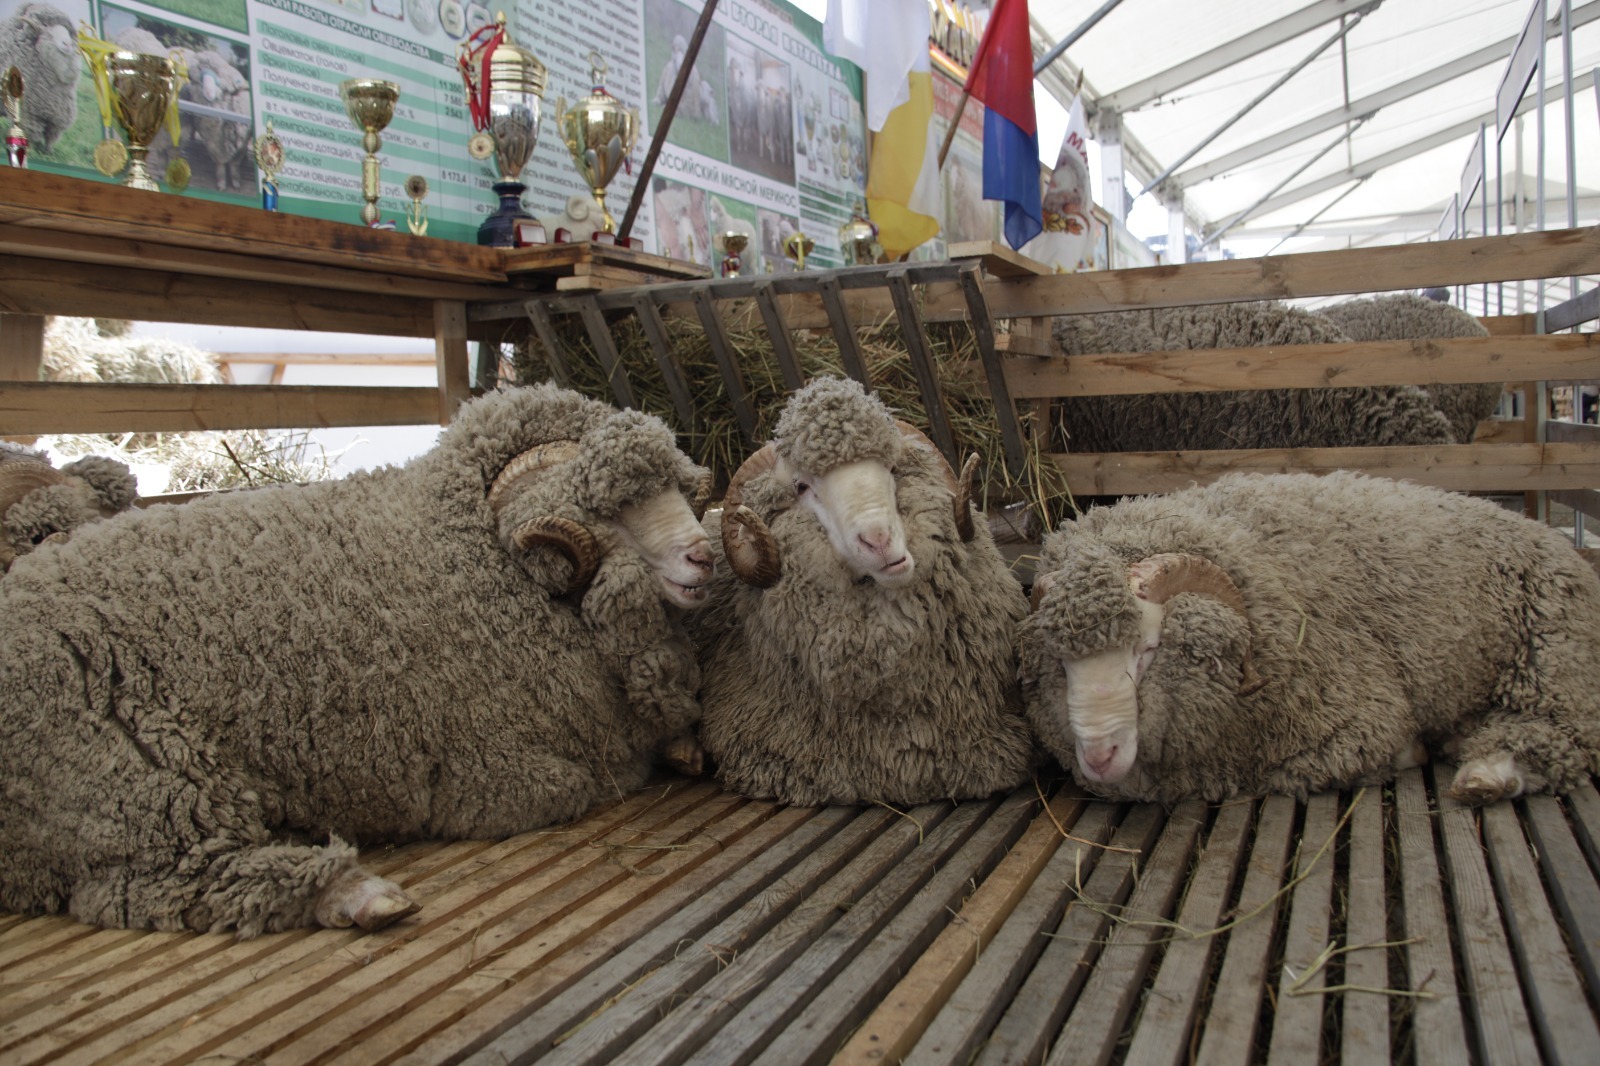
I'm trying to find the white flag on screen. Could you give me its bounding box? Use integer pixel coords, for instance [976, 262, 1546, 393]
[1023, 94, 1094, 270]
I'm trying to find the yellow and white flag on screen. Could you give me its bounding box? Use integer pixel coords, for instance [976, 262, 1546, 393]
[824, 0, 940, 259]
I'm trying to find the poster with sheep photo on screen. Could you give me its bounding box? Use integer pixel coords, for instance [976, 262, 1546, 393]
[0, 0, 96, 168]
[644, 0, 727, 164]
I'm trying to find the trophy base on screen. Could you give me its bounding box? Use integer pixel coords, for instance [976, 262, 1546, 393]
[477, 182, 534, 248]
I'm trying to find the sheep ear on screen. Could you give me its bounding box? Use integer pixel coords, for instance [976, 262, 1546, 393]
[722, 505, 781, 588]
[955, 453, 979, 542]
[511, 516, 600, 594]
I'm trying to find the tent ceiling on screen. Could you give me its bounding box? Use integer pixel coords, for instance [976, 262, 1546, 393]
[1030, 0, 1600, 256]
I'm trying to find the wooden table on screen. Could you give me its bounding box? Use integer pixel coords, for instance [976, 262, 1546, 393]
[0, 168, 707, 436]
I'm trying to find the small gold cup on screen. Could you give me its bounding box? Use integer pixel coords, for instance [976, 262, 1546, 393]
[106, 51, 181, 191]
[783, 230, 815, 272]
[719, 230, 748, 277]
[340, 78, 399, 226]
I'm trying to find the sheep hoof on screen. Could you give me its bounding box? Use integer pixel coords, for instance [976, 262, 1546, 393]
[662, 734, 706, 777]
[316, 868, 420, 932]
[1449, 755, 1525, 805]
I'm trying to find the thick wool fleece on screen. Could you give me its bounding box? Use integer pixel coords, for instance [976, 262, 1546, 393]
[774, 376, 904, 473]
[0, 384, 704, 935]
[696, 388, 1036, 807]
[2, 449, 139, 569]
[1319, 293, 1500, 443]
[1050, 302, 1456, 452]
[1022, 472, 1600, 803]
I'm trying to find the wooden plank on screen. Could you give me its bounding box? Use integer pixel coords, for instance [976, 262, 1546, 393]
[0, 168, 507, 284]
[261, 793, 770, 1065]
[974, 803, 1168, 1066]
[1049, 441, 1600, 496]
[1004, 333, 1600, 398]
[522, 806, 913, 1066]
[992, 332, 1054, 358]
[948, 240, 1052, 278]
[0, 222, 510, 303]
[1049, 799, 1210, 1066]
[831, 794, 1088, 1065]
[751, 280, 806, 392]
[96, 783, 727, 1066]
[907, 802, 1119, 1066]
[985, 226, 1600, 319]
[1266, 792, 1342, 1065]
[434, 300, 472, 422]
[0, 313, 44, 382]
[1546, 284, 1600, 332]
[629, 294, 698, 428]
[1394, 768, 1472, 1064]
[1340, 787, 1391, 1066]
[762, 793, 1039, 1066]
[959, 265, 1028, 476]
[604, 802, 963, 1066]
[0, 258, 435, 337]
[392, 805, 849, 1066]
[524, 300, 576, 387]
[1192, 794, 1297, 1066]
[1550, 488, 1600, 523]
[1482, 313, 1538, 336]
[1523, 795, 1600, 1006]
[1121, 798, 1255, 1066]
[691, 286, 760, 443]
[0, 381, 442, 436]
[1481, 799, 1600, 1063]
[576, 297, 638, 410]
[886, 268, 958, 465]
[1547, 420, 1600, 443]
[818, 276, 872, 387]
[214, 351, 437, 367]
[502, 242, 710, 282]
[1563, 781, 1600, 874]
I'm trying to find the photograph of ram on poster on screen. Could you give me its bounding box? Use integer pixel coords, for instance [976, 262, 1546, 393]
[0, 0, 868, 260]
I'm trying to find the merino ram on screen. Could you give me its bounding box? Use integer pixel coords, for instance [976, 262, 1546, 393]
[1021, 471, 1600, 805]
[0, 385, 715, 935]
[1050, 295, 1499, 452]
[693, 377, 1037, 807]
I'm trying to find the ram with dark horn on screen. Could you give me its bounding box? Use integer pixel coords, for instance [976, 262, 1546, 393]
[0, 385, 715, 935]
[1022, 470, 1600, 805]
[691, 376, 1037, 808]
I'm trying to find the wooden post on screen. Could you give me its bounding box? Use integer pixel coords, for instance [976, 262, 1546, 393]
[1, 313, 45, 444]
[433, 300, 472, 423]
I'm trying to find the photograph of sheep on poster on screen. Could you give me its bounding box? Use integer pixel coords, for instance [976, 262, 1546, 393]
[643, 0, 727, 164]
[652, 175, 711, 269]
[0, 0, 94, 167]
[724, 34, 793, 187]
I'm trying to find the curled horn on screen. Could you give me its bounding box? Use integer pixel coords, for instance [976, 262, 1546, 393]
[1028, 569, 1057, 611]
[0, 458, 72, 572]
[486, 441, 582, 515]
[1129, 553, 1265, 696]
[721, 444, 781, 587]
[689, 470, 713, 522]
[511, 516, 600, 592]
[893, 421, 975, 542]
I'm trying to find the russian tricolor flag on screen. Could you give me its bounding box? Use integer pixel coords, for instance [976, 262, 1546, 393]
[966, 0, 1043, 250]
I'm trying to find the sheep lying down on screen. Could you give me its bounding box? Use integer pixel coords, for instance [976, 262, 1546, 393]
[1022, 471, 1600, 804]
[0, 385, 715, 935]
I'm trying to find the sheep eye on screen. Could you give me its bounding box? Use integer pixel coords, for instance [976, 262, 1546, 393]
[794, 480, 809, 495]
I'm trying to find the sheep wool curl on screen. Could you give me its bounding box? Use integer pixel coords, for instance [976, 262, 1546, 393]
[0, 384, 709, 935]
[1050, 301, 1457, 452]
[1021, 471, 1600, 805]
[694, 377, 1038, 807]
[1318, 292, 1500, 443]
[2, 444, 138, 571]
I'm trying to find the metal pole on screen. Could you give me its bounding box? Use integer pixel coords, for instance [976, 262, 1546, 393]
[1032, 0, 1126, 76]
[1137, 13, 1366, 199]
[1265, 177, 1367, 255]
[616, 0, 720, 242]
[1199, 116, 1370, 249]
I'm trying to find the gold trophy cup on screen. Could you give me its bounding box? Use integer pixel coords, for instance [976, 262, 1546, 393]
[838, 204, 882, 267]
[783, 230, 815, 272]
[557, 52, 638, 239]
[340, 78, 399, 226]
[104, 51, 184, 191]
[719, 230, 748, 277]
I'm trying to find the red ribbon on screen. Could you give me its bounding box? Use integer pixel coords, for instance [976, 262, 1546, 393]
[458, 22, 506, 132]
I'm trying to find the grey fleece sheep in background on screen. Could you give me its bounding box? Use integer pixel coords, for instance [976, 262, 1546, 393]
[1022, 471, 1600, 805]
[0, 384, 717, 935]
[1049, 297, 1493, 453]
[0, 3, 78, 154]
[1318, 291, 1501, 443]
[1, 444, 138, 572]
[692, 377, 1037, 807]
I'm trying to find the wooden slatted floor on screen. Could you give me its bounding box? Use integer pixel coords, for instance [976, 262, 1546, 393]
[3, 765, 1599, 1064]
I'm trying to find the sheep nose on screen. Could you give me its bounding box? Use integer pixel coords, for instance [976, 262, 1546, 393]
[686, 545, 714, 574]
[857, 529, 891, 555]
[1084, 745, 1119, 777]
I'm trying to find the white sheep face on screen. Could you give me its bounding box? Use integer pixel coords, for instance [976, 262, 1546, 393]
[778, 455, 913, 587]
[612, 490, 715, 609]
[1061, 598, 1164, 784]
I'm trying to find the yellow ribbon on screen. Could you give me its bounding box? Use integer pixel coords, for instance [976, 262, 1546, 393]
[75, 22, 117, 131]
[164, 51, 188, 144]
